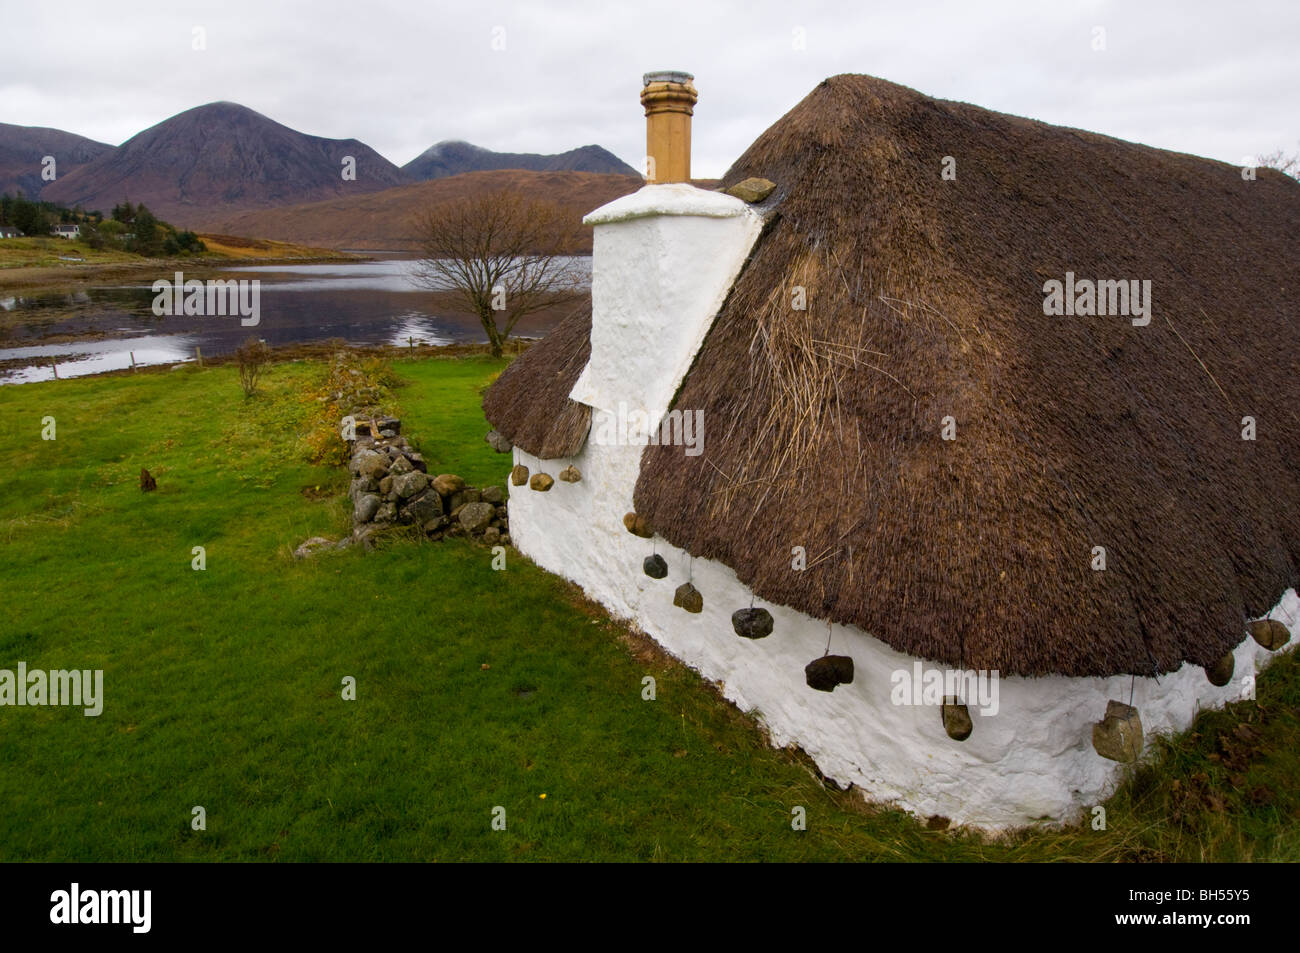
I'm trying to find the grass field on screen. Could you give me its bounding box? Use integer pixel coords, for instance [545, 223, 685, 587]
[1, 355, 1297, 861]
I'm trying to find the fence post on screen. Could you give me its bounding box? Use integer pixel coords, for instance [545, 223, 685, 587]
[130, 351, 137, 373]
[196, 346, 203, 368]
[51, 358, 58, 380]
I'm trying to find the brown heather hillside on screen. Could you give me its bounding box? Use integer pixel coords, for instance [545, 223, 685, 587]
[196, 169, 657, 253]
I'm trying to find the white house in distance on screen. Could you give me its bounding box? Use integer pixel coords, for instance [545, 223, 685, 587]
[483, 72, 1300, 829]
[52, 223, 80, 239]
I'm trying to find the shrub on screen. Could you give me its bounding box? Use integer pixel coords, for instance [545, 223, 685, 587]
[236, 336, 272, 398]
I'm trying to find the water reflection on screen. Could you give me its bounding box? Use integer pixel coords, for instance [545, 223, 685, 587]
[1, 335, 198, 383]
[0, 257, 588, 384]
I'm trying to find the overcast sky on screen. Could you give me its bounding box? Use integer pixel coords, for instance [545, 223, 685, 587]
[3, 0, 1297, 177]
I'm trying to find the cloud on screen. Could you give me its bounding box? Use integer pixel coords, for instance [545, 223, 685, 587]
[0, 0, 1295, 177]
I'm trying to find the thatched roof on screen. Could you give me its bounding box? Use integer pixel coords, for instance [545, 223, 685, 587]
[488, 74, 1300, 677]
[482, 301, 592, 459]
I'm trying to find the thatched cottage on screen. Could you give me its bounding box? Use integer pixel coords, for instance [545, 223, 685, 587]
[483, 72, 1300, 828]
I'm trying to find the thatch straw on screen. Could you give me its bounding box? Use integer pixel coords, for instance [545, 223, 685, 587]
[629, 74, 1300, 677]
[481, 301, 592, 458]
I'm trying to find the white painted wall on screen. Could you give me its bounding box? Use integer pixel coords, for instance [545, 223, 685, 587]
[507, 429, 1297, 828]
[504, 184, 1300, 829]
[570, 184, 762, 426]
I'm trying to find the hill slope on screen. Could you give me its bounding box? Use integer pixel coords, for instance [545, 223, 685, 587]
[403, 140, 638, 179]
[0, 123, 115, 200]
[42, 102, 409, 225]
[197, 169, 646, 253]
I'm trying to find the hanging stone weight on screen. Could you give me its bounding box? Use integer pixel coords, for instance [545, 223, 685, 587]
[529, 472, 554, 492]
[804, 655, 854, 692]
[941, 696, 973, 741]
[643, 554, 668, 579]
[623, 512, 653, 538]
[1247, 619, 1290, 651]
[1091, 700, 1143, 762]
[673, 582, 703, 613]
[731, 607, 774, 639]
[510, 464, 529, 486]
[557, 465, 582, 483]
[1205, 651, 1235, 687]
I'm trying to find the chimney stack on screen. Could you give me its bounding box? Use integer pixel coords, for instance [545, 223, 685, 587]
[641, 71, 697, 184]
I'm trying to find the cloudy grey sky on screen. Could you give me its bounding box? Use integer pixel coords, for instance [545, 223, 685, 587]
[3, 0, 1297, 177]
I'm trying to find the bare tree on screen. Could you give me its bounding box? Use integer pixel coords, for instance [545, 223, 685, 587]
[410, 189, 586, 357]
[1258, 148, 1300, 180]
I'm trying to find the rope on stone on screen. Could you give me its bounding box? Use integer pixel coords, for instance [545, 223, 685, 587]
[824, 619, 833, 656]
[1128, 674, 1136, 708]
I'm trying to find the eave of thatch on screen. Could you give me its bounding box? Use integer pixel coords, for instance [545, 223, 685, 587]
[633, 74, 1300, 678]
[482, 301, 592, 459]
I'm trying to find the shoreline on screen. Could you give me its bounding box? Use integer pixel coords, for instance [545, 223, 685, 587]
[0, 251, 368, 295]
[2, 337, 533, 385]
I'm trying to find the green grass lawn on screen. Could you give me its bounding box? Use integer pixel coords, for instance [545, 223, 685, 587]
[1, 355, 1297, 861]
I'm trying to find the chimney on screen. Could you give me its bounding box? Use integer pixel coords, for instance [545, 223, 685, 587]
[641, 71, 697, 183]
[571, 73, 763, 431]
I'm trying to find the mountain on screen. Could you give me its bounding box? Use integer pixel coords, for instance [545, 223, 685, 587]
[197, 169, 646, 253]
[42, 102, 409, 224]
[0, 123, 114, 200]
[402, 140, 638, 180]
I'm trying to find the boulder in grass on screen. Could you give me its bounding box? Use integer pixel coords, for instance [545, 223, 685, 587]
[293, 536, 335, 560]
[510, 464, 529, 487]
[941, 698, 973, 741]
[673, 582, 703, 613]
[558, 465, 582, 483]
[485, 430, 513, 453]
[1092, 700, 1143, 763]
[805, 655, 854, 692]
[623, 512, 653, 538]
[732, 607, 774, 639]
[140, 468, 157, 492]
[643, 554, 668, 579]
[529, 473, 555, 492]
[1248, 619, 1290, 651]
